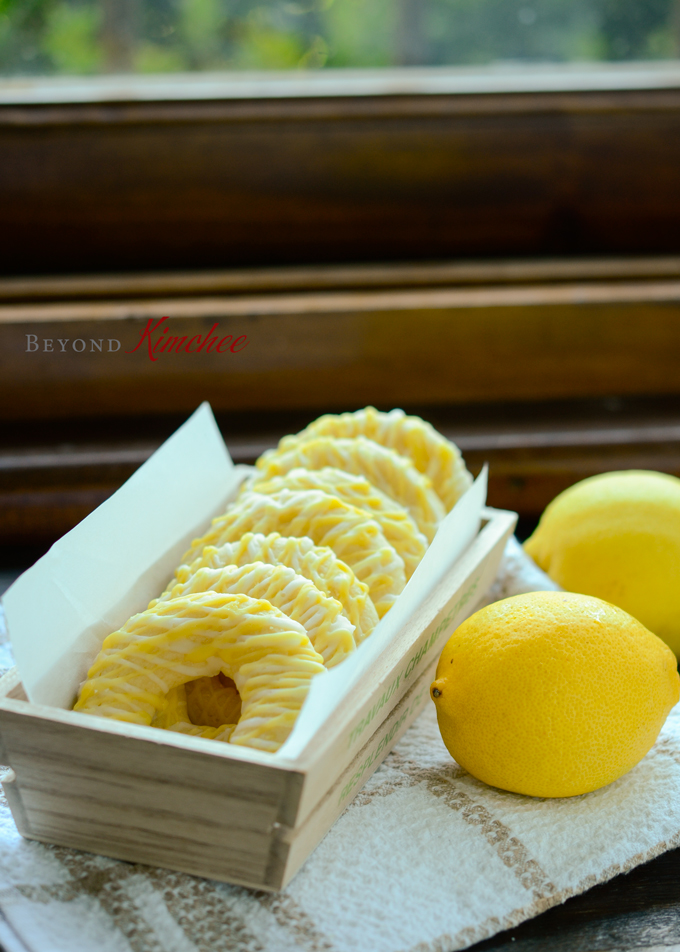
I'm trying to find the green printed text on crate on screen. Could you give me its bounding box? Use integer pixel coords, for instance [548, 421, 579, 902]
[345, 574, 482, 750]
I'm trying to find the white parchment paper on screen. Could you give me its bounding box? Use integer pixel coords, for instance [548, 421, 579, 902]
[2, 403, 242, 709]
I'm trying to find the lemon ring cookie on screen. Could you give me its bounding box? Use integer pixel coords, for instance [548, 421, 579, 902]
[276, 406, 472, 511]
[249, 467, 428, 579]
[74, 592, 326, 752]
[255, 436, 445, 542]
[181, 488, 406, 617]
[157, 562, 356, 667]
[175, 532, 378, 644]
[155, 561, 355, 737]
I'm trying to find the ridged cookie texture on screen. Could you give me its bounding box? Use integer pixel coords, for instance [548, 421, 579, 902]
[276, 406, 472, 511]
[249, 467, 428, 579]
[256, 436, 446, 542]
[175, 531, 378, 644]
[74, 592, 326, 752]
[156, 560, 355, 737]
[157, 562, 356, 667]
[181, 488, 406, 618]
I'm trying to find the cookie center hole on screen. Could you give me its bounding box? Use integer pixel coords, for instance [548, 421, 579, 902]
[185, 672, 242, 728]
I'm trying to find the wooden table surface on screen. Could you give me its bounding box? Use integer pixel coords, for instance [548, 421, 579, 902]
[473, 846, 680, 952]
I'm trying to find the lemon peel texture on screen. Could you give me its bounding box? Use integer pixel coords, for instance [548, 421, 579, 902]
[430, 590, 680, 797]
[525, 470, 680, 656]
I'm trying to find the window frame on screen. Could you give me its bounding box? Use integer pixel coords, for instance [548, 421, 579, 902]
[2, 62, 680, 275]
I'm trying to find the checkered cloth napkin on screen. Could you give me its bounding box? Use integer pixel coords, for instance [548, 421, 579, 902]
[2, 539, 680, 952]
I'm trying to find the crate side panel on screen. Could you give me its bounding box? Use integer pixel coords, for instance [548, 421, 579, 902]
[0, 706, 293, 805]
[293, 510, 514, 825]
[281, 662, 435, 888]
[0, 706, 303, 888]
[12, 754, 278, 832]
[14, 794, 271, 876]
[5, 793, 276, 888]
[16, 779, 276, 847]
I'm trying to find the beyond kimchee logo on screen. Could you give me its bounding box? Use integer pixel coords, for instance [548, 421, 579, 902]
[127, 318, 248, 363]
[25, 319, 249, 363]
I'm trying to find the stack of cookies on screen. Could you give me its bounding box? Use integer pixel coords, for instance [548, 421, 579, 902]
[74, 408, 471, 752]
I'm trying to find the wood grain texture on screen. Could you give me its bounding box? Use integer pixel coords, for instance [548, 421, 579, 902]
[3, 255, 680, 302]
[3, 262, 680, 545]
[466, 440, 680, 518]
[3, 400, 680, 546]
[0, 689, 303, 889]
[2, 281, 680, 420]
[3, 85, 680, 274]
[3, 439, 677, 546]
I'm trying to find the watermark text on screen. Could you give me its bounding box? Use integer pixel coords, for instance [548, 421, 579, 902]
[25, 319, 249, 362]
[26, 336, 121, 353]
[126, 318, 248, 362]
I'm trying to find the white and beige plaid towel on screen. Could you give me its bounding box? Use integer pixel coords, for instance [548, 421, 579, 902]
[2, 538, 680, 952]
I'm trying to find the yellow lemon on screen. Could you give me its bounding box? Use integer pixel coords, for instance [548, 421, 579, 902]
[524, 470, 680, 655]
[430, 591, 679, 797]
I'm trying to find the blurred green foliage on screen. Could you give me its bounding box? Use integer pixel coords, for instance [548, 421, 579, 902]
[0, 0, 677, 76]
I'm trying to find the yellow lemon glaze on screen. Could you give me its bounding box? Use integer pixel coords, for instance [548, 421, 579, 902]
[256, 436, 445, 542]
[155, 560, 355, 736]
[181, 488, 406, 618]
[156, 562, 355, 667]
[276, 406, 471, 511]
[75, 592, 326, 752]
[249, 467, 427, 579]
[174, 531, 378, 644]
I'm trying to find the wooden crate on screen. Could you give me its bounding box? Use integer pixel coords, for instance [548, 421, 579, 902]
[0, 505, 515, 890]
